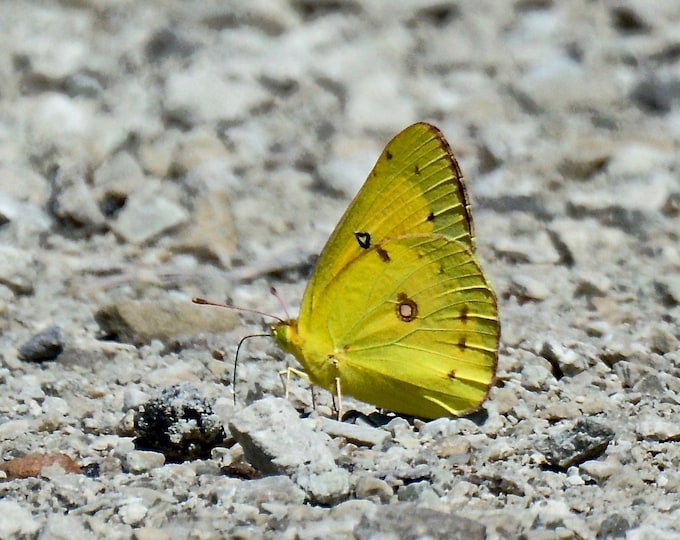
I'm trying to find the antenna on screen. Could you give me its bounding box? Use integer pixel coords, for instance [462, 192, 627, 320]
[269, 287, 291, 320]
[192, 297, 285, 323]
[232, 333, 270, 405]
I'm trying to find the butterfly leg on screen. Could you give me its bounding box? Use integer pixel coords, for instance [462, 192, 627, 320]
[333, 376, 343, 421]
[278, 366, 312, 405]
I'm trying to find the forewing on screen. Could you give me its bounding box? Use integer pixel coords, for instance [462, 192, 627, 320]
[301, 123, 475, 322]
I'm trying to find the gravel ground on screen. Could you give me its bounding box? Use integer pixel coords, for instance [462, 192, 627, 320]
[1, 1, 680, 539]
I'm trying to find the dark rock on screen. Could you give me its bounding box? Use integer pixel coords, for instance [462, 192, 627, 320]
[131, 383, 227, 460]
[18, 325, 65, 362]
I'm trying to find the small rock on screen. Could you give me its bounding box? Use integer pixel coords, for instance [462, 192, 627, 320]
[229, 397, 350, 503]
[540, 341, 588, 377]
[0, 500, 40, 538]
[18, 325, 65, 362]
[41, 396, 70, 428]
[354, 503, 485, 540]
[164, 66, 269, 125]
[645, 325, 679, 355]
[229, 397, 337, 475]
[119, 500, 148, 526]
[19, 33, 86, 80]
[509, 274, 551, 301]
[233, 475, 306, 507]
[346, 70, 416, 133]
[138, 130, 181, 178]
[295, 465, 351, 505]
[0, 245, 36, 294]
[0, 165, 50, 207]
[320, 417, 390, 447]
[654, 275, 680, 306]
[94, 299, 239, 345]
[632, 373, 666, 395]
[492, 231, 561, 265]
[131, 383, 227, 460]
[111, 188, 189, 244]
[580, 458, 621, 483]
[521, 363, 555, 391]
[50, 164, 106, 229]
[174, 129, 228, 174]
[396, 480, 439, 503]
[607, 142, 675, 178]
[39, 514, 91, 540]
[173, 181, 237, 267]
[93, 157, 145, 219]
[597, 512, 632, 540]
[354, 476, 393, 504]
[549, 218, 628, 269]
[635, 414, 680, 441]
[573, 272, 612, 298]
[122, 451, 166, 474]
[536, 418, 615, 469]
[0, 191, 51, 236]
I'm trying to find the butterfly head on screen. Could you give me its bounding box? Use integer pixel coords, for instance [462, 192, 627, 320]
[271, 319, 303, 359]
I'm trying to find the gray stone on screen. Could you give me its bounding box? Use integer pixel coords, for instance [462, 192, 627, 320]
[229, 397, 337, 476]
[536, 418, 615, 469]
[654, 275, 680, 306]
[508, 273, 551, 301]
[0, 500, 40, 537]
[122, 451, 166, 474]
[229, 397, 350, 503]
[0, 245, 36, 294]
[173, 179, 237, 268]
[18, 325, 65, 362]
[94, 299, 239, 345]
[164, 66, 270, 125]
[636, 415, 680, 441]
[295, 464, 351, 505]
[354, 503, 486, 540]
[540, 341, 588, 377]
[580, 459, 622, 484]
[597, 512, 632, 540]
[233, 475, 306, 507]
[50, 164, 107, 229]
[39, 513, 91, 540]
[320, 416, 390, 447]
[111, 188, 189, 245]
[354, 475, 393, 504]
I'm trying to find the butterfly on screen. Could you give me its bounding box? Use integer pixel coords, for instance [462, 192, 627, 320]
[271, 122, 499, 419]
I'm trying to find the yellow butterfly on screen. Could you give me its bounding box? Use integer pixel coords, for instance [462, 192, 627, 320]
[272, 122, 499, 419]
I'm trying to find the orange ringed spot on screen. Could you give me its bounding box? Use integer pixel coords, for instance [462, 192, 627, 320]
[396, 292, 418, 322]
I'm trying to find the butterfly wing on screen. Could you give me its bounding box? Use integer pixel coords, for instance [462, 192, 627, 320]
[295, 234, 498, 418]
[300, 123, 476, 323]
[272, 123, 499, 418]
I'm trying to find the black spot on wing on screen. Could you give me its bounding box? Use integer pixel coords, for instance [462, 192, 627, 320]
[376, 244, 391, 262]
[355, 231, 371, 249]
